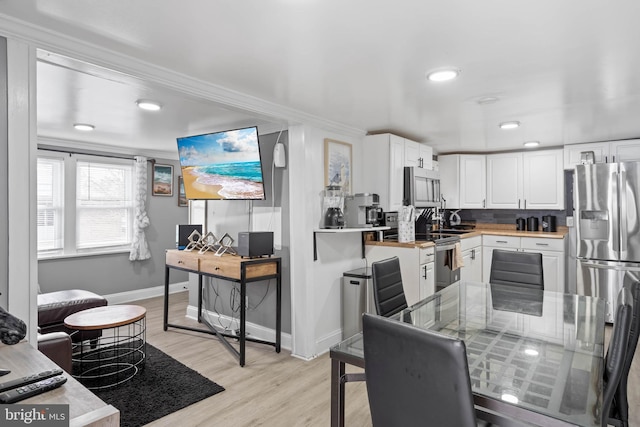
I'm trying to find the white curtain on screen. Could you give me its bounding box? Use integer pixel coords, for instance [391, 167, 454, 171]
[130, 156, 151, 261]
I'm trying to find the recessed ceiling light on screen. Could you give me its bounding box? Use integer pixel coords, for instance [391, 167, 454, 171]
[501, 393, 519, 404]
[499, 121, 520, 130]
[426, 67, 461, 82]
[524, 348, 539, 357]
[136, 99, 162, 111]
[73, 123, 95, 131]
[477, 96, 499, 105]
[524, 141, 540, 148]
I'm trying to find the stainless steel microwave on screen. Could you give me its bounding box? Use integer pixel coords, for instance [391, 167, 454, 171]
[404, 166, 441, 208]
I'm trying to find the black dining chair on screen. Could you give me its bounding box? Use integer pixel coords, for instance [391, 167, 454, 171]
[607, 281, 640, 427]
[341, 256, 411, 386]
[371, 256, 408, 317]
[362, 313, 480, 427]
[602, 287, 635, 427]
[489, 249, 544, 290]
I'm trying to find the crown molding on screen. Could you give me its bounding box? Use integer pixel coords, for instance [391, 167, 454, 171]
[38, 137, 179, 161]
[0, 14, 365, 138]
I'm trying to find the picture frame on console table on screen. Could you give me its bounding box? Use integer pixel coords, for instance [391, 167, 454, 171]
[324, 138, 352, 195]
[152, 163, 173, 196]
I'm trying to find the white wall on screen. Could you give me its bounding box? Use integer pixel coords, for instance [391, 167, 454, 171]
[289, 124, 367, 359]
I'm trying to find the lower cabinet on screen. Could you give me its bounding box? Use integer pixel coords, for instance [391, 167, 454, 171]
[482, 235, 565, 293]
[460, 236, 482, 282]
[365, 244, 435, 306]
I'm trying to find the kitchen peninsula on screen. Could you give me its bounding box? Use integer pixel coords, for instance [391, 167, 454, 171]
[365, 224, 568, 305]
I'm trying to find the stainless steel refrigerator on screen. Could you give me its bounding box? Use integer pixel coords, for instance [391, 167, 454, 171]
[576, 161, 640, 323]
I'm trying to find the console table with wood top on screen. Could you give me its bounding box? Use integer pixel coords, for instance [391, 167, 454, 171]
[163, 249, 281, 367]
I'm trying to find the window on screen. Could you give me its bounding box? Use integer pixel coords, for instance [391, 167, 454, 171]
[37, 151, 134, 258]
[37, 157, 64, 252]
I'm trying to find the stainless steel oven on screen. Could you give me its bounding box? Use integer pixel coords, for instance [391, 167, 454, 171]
[434, 238, 461, 292]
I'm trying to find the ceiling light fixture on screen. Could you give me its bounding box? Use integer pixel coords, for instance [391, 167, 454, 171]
[524, 141, 540, 148]
[426, 67, 461, 82]
[477, 96, 499, 105]
[136, 99, 162, 111]
[501, 393, 519, 404]
[499, 121, 520, 130]
[73, 123, 95, 131]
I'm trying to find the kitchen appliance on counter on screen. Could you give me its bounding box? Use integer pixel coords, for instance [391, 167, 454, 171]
[542, 215, 557, 232]
[516, 218, 526, 231]
[344, 193, 382, 228]
[322, 185, 345, 229]
[404, 167, 441, 208]
[576, 161, 640, 323]
[527, 216, 539, 231]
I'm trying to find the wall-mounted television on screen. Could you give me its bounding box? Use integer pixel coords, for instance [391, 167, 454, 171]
[176, 126, 266, 200]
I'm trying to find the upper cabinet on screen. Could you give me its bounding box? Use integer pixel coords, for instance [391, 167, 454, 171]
[563, 139, 640, 169]
[405, 140, 433, 170]
[487, 150, 564, 210]
[441, 149, 564, 210]
[363, 134, 434, 212]
[486, 152, 522, 209]
[439, 154, 486, 209]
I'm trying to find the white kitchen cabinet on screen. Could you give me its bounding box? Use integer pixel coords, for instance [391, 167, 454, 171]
[486, 153, 522, 209]
[522, 150, 564, 210]
[363, 134, 406, 212]
[364, 134, 434, 211]
[439, 154, 486, 209]
[563, 139, 640, 168]
[419, 253, 435, 301]
[365, 244, 435, 306]
[405, 139, 433, 169]
[482, 235, 565, 293]
[610, 139, 640, 162]
[486, 149, 564, 210]
[563, 142, 609, 168]
[460, 236, 482, 282]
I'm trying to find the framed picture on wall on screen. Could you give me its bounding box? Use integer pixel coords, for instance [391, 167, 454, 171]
[324, 138, 352, 195]
[178, 176, 188, 206]
[152, 163, 173, 196]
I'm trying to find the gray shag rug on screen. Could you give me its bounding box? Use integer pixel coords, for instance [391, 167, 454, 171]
[90, 343, 224, 427]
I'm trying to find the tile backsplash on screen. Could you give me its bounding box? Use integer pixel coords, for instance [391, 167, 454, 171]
[457, 209, 567, 227]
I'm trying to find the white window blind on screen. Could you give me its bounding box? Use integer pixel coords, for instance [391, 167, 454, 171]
[76, 160, 134, 250]
[37, 157, 64, 252]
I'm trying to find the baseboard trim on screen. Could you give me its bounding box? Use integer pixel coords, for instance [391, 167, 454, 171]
[185, 305, 292, 351]
[103, 281, 189, 305]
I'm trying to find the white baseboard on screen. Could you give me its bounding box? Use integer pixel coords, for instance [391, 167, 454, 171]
[185, 305, 292, 351]
[103, 281, 189, 305]
[315, 329, 343, 357]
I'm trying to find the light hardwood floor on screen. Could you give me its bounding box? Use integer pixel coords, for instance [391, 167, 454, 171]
[131, 292, 638, 426]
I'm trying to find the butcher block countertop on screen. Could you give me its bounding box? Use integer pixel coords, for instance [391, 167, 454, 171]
[365, 223, 568, 249]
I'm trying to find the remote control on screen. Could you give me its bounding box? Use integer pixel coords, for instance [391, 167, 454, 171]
[0, 375, 67, 404]
[0, 368, 63, 393]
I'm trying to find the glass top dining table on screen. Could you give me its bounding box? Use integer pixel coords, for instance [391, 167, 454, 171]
[330, 281, 606, 427]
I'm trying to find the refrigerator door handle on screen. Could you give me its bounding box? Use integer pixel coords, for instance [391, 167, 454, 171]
[620, 170, 628, 253]
[612, 171, 620, 253]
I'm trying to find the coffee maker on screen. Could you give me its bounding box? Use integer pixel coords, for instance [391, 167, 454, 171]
[322, 185, 345, 228]
[344, 193, 382, 228]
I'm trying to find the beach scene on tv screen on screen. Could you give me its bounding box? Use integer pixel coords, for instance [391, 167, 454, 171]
[177, 127, 265, 200]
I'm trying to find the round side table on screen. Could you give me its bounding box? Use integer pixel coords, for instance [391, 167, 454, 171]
[64, 305, 146, 390]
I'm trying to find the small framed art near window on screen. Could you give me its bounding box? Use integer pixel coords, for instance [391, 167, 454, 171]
[152, 164, 173, 196]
